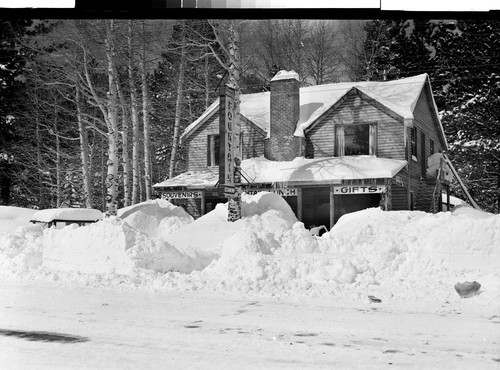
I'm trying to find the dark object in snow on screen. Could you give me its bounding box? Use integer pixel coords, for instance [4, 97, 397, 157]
[368, 295, 382, 303]
[454, 281, 481, 298]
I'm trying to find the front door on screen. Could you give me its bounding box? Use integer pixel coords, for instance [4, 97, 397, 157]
[301, 187, 331, 230]
[333, 193, 381, 224]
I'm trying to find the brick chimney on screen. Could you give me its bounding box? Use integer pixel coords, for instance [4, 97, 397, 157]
[267, 70, 302, 161]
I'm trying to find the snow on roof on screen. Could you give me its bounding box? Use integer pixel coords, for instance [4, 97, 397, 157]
[154, 156, 407, 188]
[180, 74, 438, 143]
[243, 156, 407, 183]
[153, 171, 219, 188]
[270, 70, 300, 82]
[294, 74, 428, 137]
[30, 208, 103, 223]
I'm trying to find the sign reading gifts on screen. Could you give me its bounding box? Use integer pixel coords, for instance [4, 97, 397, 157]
[219, 85, 241, 198]
[333, 185, 386, 194]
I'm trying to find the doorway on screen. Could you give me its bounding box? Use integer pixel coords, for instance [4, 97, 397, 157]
[301, 187, 331, 230]
[333, 193, 381, 224]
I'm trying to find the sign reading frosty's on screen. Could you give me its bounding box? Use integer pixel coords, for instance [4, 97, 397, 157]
[219, 85, 241, 198]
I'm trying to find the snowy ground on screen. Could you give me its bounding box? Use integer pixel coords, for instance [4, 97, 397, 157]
[0, 195, 499, 368]
[1, 280, 499, 369]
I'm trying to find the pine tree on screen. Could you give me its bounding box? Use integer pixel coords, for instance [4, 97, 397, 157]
[0, 19, 32, 205]
[365, 18, 500, 212]
[431, 20, 500, 213]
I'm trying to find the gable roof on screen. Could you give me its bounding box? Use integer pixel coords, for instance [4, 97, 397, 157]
[180, 74, 447, 147]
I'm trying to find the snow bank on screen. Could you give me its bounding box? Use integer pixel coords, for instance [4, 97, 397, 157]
[118, 199, 193, 240]
[38, 193, 294, 276]
[0, 205, 37, 233]
[0, 224, 43, 272]
[0, 195, 499, 308]
[159, 205, 500, 305]
[42, 217, 212, 275]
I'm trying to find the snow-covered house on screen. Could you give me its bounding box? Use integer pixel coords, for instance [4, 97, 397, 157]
[154, 71, 449, 229]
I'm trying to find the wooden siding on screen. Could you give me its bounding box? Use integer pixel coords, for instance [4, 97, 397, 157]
[406, 88, 447, 206]
[412, 88, 447, 179]
[171, 198, 202, 219]
[305, 93, 405, 160]
[391, 181, 408, 210]
[185, 112, 266, 172]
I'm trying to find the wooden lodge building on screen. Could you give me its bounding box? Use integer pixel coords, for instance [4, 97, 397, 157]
[154, 71, 454, 229]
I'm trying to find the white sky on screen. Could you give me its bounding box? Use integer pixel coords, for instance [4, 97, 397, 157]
[0, 0, 498, 10]
[0, 0, 74, 7]
[381, 0, 499, 11]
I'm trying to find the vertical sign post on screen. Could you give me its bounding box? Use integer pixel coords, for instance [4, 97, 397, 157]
[219, 85, 236, 197]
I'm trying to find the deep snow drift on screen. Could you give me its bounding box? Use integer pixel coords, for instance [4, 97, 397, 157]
[0, 205, 37, 234]
[0, 194, 499, 310]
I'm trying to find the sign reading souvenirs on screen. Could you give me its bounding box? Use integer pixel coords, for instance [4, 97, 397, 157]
[219, 85, 239, 198]
[161, 191, 203, 199]
[333, 185, 386, 194]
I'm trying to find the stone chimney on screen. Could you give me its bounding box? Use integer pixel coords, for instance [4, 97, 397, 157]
[267, 70, 302, 161]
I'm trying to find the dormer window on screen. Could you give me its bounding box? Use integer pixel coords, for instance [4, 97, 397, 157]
[335, 123, 377, 156]
[411, 126, 418, 160]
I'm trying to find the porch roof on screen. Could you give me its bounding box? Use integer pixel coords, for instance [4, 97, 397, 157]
[153, 156, 407, 189]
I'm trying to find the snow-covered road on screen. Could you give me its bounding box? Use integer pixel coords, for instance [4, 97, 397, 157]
[1, 280, 499, 369]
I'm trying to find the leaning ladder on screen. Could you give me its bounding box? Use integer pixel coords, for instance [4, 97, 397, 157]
[442, 154, 481, 210]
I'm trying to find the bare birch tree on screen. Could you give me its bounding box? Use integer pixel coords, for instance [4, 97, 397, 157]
[127, 20, 141, 204]
[169, 22, 187, 180]
[103, 20, 120, 215]
[139, 21, 153, 200]
[75, 79, 93, 208]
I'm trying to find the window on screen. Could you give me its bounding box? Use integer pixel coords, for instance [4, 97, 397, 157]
[336, 123, 377, 156]
[421, 132, 426, 176]
[430, 139, 435, 155]
[411, 126, 418, 160]
[207, 134, 220, 167]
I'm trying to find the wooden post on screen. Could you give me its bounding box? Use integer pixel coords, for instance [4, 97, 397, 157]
[297, 187, 303, 222]
[383, 181, 392, 211]
[201, 191, 206, 216]
[330, 186, 335, 229]
[446, 185, 451, 211]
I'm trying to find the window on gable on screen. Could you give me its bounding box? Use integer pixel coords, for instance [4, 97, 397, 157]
[207, 134, 220, 167]
[430, 139, 435, 155]
[335, 123, 377, 156]
[411, 126, 418, 160]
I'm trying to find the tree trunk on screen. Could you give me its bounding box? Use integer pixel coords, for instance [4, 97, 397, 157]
[75, 81, 92, 208]
[116, 76, 131, 207]
[53, 102, 62, 208]
[226, 21, 242, 222]
[169, 30, 187, 179]
[128, 20, 141, 205]
[35, 113, 43, 208]
[204, 52, 210, 109]
[104, 20, 120, 216]
[140, 21, 152, 200]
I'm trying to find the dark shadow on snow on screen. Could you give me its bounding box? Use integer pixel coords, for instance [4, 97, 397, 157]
[0, 329, 89, 343]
